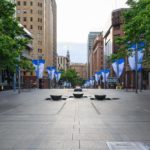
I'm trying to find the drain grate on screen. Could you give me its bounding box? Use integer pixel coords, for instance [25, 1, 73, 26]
[107, 142, 149, 150]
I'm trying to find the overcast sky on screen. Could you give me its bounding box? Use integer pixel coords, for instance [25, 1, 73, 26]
[56, 0, 127, 62]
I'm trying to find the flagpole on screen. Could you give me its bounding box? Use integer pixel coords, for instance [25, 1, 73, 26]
[18, 55, 21, 94]
[135, 43, 138, 94]
[37, 59, 39, 89]
[117, 61, 119, 84]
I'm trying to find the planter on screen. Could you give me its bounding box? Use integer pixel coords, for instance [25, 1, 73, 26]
[94, 95, 106, 100]
[50, 95, 62, 101]
[73, 93, 83, 98]
[74, 88, 82, 92]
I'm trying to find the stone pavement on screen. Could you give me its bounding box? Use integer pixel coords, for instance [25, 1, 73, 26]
[0, 89, 150, 150]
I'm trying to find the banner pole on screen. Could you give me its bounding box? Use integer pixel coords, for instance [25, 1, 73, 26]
[135, 43, 138, 94]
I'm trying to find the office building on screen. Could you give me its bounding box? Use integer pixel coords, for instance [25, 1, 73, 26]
[16, 0, 57, 68]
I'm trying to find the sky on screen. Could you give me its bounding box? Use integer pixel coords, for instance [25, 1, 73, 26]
[56, 0, 127, 63]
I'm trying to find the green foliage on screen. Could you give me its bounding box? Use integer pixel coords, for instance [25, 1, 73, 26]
[111, 0, 150, 66]
[61, 69, 84, 87]
[0, 0, 33, 72]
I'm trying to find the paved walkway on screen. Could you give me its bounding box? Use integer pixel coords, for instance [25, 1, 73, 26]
[0, 89, 150, 150]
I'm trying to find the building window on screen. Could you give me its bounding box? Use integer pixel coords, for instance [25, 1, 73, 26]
[30, 9, 33, 14]
[38, 2, 42, 7]
[38, 18, 42, 23]
[38, 10, 42, 15]
[23, 17, 27, 21]
[30, 25, 33, 29]
[17, 9, 21, 14]
[23, 1, 27, 6]
[38, 41, 42, 45]
[17, 1, 20, 6]
[38, 48, 42, 53]
[38, 26, 42, 30]
[23, 10, 27, 14]
[30, 17, 33, 21]
[30, 1, 33, 6]
[24, 24, 27, 28]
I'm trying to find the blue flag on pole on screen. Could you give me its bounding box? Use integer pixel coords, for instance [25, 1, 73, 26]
[32, 59, 45, 78]
[128, 42, 144, 71]
[112, 58, 125, 77]
[101, 69, 110, 83]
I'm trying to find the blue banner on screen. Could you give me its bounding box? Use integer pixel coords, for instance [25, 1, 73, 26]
[95, 72, 99, 83]
[55, 71, 62, 82]
[32, 59, 45, 78]
[112, 58, 125, 77]
[128, 42, 144, 71]
[46, 66, 56, 80]
[101, 69, 110, 83]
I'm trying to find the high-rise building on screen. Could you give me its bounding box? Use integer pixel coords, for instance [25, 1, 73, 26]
[87, 32, 100, 78]
[16, 0, 57, 68]
[92, 33, 103, 75]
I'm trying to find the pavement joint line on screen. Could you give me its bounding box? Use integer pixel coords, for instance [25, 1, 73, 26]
[56, 102, 66, 115]
[79, 140, 81, 149]
[0, 104, 21, 115]
[91, 102, 101, 115]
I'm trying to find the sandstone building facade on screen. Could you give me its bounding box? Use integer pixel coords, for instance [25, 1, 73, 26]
[16, 0, 57, 68]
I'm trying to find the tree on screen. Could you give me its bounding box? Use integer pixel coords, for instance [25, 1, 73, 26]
[111, 0, 150, 67]
[61, 69, 83, 87]
[0, 0, 33, 72]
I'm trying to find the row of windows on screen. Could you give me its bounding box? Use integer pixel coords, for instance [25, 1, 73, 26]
[17, 1, 43, 7]
[22, 24, 43, 31]
[17, 9, 43, 15]
[18, 17, 33, 22]
[17, 17, 42, 23]
[23, 24, 33, 30]
[17, 1, 33, 6]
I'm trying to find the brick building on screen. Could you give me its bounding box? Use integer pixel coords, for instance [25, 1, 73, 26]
[92, 33, 104, 75]
[70, 63, 87, 80]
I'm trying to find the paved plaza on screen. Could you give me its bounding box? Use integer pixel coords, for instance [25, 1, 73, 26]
[0, 89, 150, 150]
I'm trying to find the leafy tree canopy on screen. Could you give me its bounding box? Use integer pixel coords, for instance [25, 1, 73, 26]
[61, 69, 84, 87]
[0, 0, 33, 72]
[111, 0, 150, 67]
